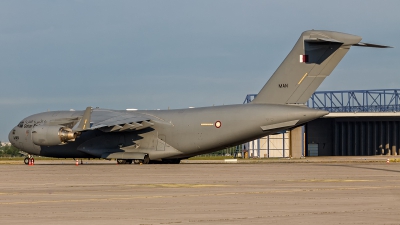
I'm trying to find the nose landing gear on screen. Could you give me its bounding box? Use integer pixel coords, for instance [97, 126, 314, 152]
[24, 155, 34, 165]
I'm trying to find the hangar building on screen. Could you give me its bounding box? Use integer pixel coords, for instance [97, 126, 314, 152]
[244, 89, 400, 158]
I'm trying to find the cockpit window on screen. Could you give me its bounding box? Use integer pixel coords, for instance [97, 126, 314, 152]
[17, 121, 24, 128]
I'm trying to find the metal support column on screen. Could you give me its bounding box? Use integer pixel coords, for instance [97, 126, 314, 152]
[302, 126, 305, 157]
[392, 121, 397, 155]
[267, 135, 270, 158]
[283, 132, 285, 158]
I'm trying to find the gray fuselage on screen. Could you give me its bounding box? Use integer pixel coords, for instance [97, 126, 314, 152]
[8, 104, 326, 160]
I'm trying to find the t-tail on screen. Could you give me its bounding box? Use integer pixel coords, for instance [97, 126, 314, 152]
[251, 30, 392, 105]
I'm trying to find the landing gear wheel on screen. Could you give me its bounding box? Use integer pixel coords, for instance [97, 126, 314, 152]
[132, 155, 150, 165]
[143, 155, 150, 164]
[24, 157, 29, 165]
[117, 159, 127, 164]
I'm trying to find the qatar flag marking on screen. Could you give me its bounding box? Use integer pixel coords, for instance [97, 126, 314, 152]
[215, 121, 221, 128]
[299, 55, 308, 63]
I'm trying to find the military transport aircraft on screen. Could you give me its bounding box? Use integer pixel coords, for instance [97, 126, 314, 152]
[8, 30, 390, 164]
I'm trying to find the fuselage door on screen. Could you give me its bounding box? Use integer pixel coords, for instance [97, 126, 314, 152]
[156, 134, 166, 151]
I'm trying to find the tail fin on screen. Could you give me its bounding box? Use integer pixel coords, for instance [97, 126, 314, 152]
[251, 30, 391, 105]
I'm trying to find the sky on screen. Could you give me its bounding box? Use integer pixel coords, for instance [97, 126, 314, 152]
[1, 0, 399, 141]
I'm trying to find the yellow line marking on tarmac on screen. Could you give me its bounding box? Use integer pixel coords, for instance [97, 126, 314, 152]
[0, 184, 227, 197]
[123, 183, 228, 188]
[1, 185, 398, 205]
[289, 179, 373, 182]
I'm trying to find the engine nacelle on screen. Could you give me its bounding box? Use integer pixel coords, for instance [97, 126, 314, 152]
[32, 126, 76, 146]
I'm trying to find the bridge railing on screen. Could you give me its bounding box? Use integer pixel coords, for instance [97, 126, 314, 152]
[244, 89, 400, 112]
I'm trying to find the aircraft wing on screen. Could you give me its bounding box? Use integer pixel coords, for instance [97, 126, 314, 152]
[85, 108, 155, 132]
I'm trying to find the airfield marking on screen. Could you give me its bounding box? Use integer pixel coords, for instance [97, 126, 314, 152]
[287, 179, 373, 182]
[123, 183, 228, 188]
[1, 185, 398, 205]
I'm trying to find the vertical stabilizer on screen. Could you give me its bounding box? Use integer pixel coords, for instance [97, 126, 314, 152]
[251, 30, 366, 104]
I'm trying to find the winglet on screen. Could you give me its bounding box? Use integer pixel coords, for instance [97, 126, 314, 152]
[73, 107, 92, 132]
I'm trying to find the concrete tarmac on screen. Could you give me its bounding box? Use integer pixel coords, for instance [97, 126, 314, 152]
[1, 162, 399, 224]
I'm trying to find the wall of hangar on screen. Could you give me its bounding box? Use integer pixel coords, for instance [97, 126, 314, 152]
[248, 132, 290, 158]
[306, 117, 400, 156]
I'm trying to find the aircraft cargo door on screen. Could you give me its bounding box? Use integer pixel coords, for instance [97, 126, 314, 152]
[157, 134, 166, 151]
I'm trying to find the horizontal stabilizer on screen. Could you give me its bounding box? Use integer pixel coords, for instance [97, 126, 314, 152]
[307, 37, 342, 43]
[353, 42, 393, 48]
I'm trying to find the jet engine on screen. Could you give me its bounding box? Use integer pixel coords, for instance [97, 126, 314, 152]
[32, 126, 77, 146]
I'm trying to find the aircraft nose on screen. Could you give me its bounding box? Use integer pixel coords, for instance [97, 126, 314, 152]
[8, 129, 14, 144]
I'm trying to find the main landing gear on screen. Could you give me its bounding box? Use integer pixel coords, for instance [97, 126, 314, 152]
[116, 156, 182, 164]
[117, 155, 150, 165]
[117, 159, 132, 164]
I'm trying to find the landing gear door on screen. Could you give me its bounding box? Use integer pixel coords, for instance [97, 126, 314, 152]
[156, 134, 166, 151]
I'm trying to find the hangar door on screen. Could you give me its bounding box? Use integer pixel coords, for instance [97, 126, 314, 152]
[307, 118, 400, 156]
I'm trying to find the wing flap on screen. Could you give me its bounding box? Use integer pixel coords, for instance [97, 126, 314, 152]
[98, 121, 152, 132]
[110, 125, 123, 132]
[136, 121, 154, 130]
[120, 123, 136, 131]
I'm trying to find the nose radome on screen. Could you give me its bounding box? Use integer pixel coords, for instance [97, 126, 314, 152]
[8, 129, 14, 144]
